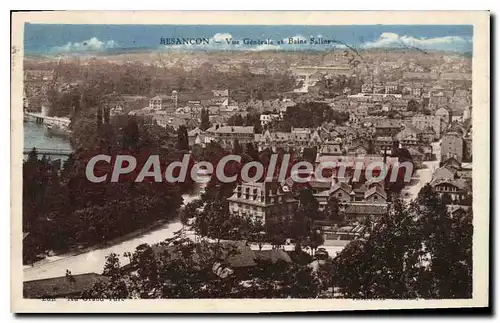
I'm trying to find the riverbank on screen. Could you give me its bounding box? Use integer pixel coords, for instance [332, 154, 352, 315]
[25, 216, 179, 268]
[23, 194, 201, 281]
[23, 220, 186, 281]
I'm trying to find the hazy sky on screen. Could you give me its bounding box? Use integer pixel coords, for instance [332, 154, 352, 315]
[24, 24, 473, 54]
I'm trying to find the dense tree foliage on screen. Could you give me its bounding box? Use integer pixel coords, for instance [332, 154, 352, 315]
[281, 102, 348, 130]
[23, 111, 191, 264]
[38, 59, 295, 117]
[331, 186, 472, 299]
[83, 229, 322, 298]
[199, 108, 211, 131]
[79, 179, 472, 299]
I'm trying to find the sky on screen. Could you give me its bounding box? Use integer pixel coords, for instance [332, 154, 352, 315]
[24, 24, 473, 55]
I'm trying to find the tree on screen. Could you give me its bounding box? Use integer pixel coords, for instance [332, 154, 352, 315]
[85, 231, 324, 299]
[177, 125, 189, 151]
[245, 143, 260, 162]
[27, 147, 38, 163]
[96, 106, 103, 128]
[297, 188, 320, 221]
[331, 199, 421, 299]
[414, 184, 472, 298]
[323, 196, 340, 222]
[102, 253, 121, 279]
[288, 188, 321, 251]
[253, 122, 262, 133]
[227, 114, 245, 126]
[282, 102, 349, 129]
[249, 218, 266, 250]
[265, 218, 289, 249]
[407, 99, 419, 112]
[441, 192, 453, 205]
[200, 108, 211, 131]
[331, 187, 473, 299]
[103, 106, 110, 124]
[232, 139, 243, 155]
[193, 197, 241, 242]
[122, 117, 139, 150]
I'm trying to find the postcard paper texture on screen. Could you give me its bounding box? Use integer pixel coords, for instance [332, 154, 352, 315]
[11, 11, 490, 313]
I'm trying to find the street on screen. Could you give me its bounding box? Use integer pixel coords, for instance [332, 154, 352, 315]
[402, 140, 441, 202]
[23, 194, 199, 281]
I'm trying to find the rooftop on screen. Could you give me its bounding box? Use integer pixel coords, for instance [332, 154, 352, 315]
[24, 273, 110, 299]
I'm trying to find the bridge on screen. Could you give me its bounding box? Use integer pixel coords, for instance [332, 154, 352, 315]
[23, 148, 73, 157]
[24, 112, 71, 127]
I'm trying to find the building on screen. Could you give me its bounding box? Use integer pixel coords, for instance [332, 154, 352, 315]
[373, 84, 385, 94]
[419, 127, 436, 143]
[149, 93, 177, 111]
[430, 178, 468, 202]
[447, 205, 471, 218]
[463, 134, 472, 162]
[24, 69, 55, 82]
[374, 136, 394, 154]
[348, 144, 369, 156]
[152, 111, 195, 130]
[374, 119, 403, 137]
[260, 113, 280, 127]
[343, 203, 388, 222]
[395, 123, 421, 147]
[411, 115, 443, 139]
[329, 182, 355, 204]
[463, 106, 472, 121]
[108, 103, 124, 116]
[204, 125, 255, 148]
[435, 107, 451, 124]
[23, 273, 110, 299]
[384, 82, 399, 94]
[227, 181, 299, 224]
[433, 166, 455, 181]
[440, 158, 462, 176]
[441, 131, 464, 163]
[143, 241, 292, 280]
[407, 148, 424, 169]
[255, 130, 293, 151]
[349, 105, 368, 123]
[212, 89, 229, 98]
[291, 127, 323, 147]
[318, 139, 344, 157]
[255, 128, 323, 152]
[412, 87, 422, 97]
[188, 127, 206, 147]
[361, 83, 373, 94]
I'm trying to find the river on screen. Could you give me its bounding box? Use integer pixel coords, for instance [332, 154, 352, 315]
[24, 121, 73, 159]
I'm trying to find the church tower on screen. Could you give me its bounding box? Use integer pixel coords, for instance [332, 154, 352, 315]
[171, 90, 178, 109]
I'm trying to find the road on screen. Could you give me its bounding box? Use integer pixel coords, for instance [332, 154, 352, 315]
[23, 195, 199, 282]
[403, 140, 441, 202]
